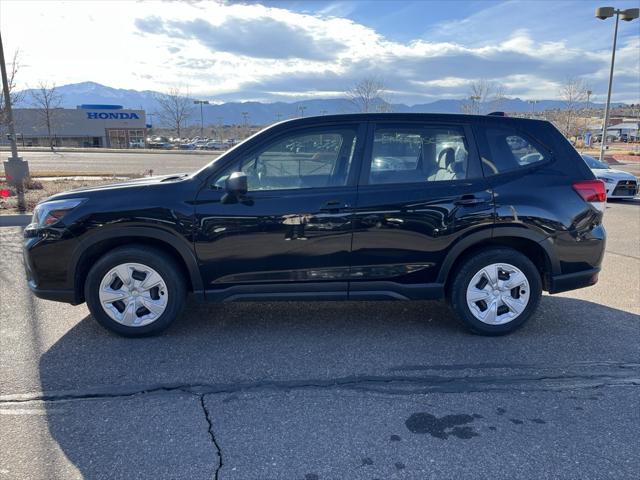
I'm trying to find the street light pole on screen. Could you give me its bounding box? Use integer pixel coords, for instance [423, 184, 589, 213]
[0, 31, 28, 211]
[584, 90, 592, 146]
[193, 100, 209, 138]
[596, 6, 639, 162]
[241, 111, 249, 138]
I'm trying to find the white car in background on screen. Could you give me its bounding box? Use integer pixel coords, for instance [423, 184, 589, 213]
[581, 154, 638, 199]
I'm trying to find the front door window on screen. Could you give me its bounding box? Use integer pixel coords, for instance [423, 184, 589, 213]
[214, 128, 358, 191]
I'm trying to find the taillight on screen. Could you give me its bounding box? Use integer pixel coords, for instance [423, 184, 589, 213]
[573, 180, 606, 212]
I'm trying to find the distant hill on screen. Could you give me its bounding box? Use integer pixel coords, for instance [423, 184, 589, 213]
[16, 81, 621, 126]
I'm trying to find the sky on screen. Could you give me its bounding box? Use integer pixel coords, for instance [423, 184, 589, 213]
[1, 0, 639, 104]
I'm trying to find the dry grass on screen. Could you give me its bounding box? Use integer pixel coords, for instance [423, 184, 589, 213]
[0, 178, 125, 214]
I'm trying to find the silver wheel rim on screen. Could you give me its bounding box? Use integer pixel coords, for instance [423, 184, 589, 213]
[466, 262, 530, 325]
[98, 262, 168, 327]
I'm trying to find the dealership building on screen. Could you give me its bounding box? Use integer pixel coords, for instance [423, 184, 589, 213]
[3, 104, 147, 148]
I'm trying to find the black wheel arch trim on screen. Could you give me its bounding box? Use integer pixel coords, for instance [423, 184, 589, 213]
[435, 226, 560, 284]
[71, 226, 204, 300]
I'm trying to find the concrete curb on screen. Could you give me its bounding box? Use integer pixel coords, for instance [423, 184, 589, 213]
[0, 214, 31, 227]
[0, 146, 219, 155]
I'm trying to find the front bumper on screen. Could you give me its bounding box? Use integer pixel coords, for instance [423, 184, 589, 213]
[23, 226, 80, 304]
[548, 267, 600, 294]
[27, 279, 77, 303]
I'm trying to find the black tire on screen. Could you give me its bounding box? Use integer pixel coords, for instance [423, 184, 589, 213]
[85, 246, 187, 337]
[449, 247, 542, 336]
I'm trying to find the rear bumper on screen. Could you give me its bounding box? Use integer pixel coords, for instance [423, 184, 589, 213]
[606, 180, 637, 198]
[548, 268, 600, 294]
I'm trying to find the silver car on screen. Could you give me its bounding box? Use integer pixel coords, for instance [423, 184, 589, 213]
[581, 154, 638, 199]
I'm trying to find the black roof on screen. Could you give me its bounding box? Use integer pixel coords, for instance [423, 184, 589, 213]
[272, 112, 549, 128]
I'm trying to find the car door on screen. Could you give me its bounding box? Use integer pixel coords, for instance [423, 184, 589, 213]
[194, 122, 365, 300]
[349, 120, 494, 299]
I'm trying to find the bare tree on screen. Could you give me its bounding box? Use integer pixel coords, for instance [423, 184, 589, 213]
[154, 87, 193, 138]
[559, 77, 589, 137]
[0, 49, 23, 127]
[346, 77, 388, 113]
[30, 81, 62, 150]
[461, 80, 507, 115]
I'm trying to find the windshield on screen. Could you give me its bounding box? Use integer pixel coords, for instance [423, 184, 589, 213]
[581, 154, 609, 170]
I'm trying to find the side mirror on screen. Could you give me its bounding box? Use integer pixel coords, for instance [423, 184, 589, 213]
[225, 171, 248, 195]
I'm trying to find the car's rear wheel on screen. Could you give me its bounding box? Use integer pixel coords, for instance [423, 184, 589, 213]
[85, 246, 186, 337]
[450, 248, 542, 335]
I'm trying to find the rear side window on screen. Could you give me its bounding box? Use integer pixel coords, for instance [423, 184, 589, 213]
[368, 125, 471, 185]
[480, 127, 547, 175]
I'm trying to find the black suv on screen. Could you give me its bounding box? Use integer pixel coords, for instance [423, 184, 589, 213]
[23, 113, 606, 336]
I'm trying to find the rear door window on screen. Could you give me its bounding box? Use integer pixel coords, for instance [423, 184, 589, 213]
[480, 126, 548, 175]
[366, 125, 472, 185]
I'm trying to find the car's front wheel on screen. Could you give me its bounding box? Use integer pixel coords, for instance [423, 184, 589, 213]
[450, 248, 542, 335]
[85, 246, 187, 337]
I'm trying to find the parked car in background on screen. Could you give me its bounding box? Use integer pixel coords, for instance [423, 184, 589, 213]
[23, 113, 606, 337]
[129, 139, 145, 149]
[581, 154, 638, 199]
[205, 141, 225, 150]
[147, 136, 172, 149]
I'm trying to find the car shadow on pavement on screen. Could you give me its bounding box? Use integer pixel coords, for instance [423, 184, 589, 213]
[37, 295, 639, 478]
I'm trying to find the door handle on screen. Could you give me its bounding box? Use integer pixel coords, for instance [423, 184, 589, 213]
[320, 200, 350, 212]
[454, 194, 491, 206]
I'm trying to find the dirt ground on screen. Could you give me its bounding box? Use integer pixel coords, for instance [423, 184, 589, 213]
[0, 178, 127, 214]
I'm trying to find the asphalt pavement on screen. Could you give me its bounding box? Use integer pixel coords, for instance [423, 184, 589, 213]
[11, 150, 220, 176]
[0, 201, 638, 479]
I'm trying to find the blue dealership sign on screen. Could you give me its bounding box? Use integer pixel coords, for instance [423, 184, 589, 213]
[87, 112, 140, 120]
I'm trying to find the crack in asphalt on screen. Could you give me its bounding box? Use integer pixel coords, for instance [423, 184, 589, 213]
[1, 368, 638, 404]
[199, 394, 223, 480]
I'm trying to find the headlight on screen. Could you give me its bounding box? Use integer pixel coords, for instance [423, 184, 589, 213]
[31, 198, 87, 227]
[597, 177, 614, 183]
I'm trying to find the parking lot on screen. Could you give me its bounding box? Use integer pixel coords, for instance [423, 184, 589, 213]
[0, 200, 638, 479]
[8, 148, 640, 178]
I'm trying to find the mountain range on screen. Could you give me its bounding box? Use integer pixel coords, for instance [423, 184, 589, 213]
[16, 81, 617, 126]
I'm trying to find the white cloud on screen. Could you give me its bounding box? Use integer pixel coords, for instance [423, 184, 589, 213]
[412, 77, 472, 88]
[1, 0, 638, 103]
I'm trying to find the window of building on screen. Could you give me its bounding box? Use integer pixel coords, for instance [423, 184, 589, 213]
[128, 129, 145, 148]
[108, 129, 127, 149]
